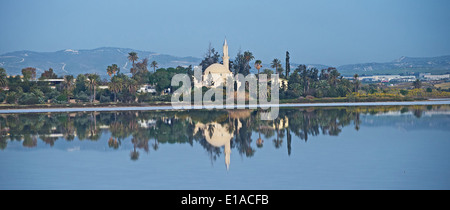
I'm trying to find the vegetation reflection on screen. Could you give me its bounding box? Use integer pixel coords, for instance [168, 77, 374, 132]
[0, 106, 448, 168]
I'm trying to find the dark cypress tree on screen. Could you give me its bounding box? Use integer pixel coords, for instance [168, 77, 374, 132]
[286, 51, 290, 78]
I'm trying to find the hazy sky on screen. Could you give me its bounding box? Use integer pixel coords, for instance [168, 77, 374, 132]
[0, 0, 449, 66]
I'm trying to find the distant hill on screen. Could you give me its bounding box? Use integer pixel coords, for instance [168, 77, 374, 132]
[337, 55, 450, 76]
[275, 56, 450, 76]
[0, 47, 201, 77]
[1, 47, 449, 77]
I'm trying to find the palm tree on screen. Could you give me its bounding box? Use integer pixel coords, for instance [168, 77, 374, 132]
[107, 66, 113, 78]
[243, 51, 254, 75]
[109, 77, 123, 103]
[127, 79, 139, 93]
[243, 51, 254, 69]
[124, 78, 139, 103]
[0, 68, 7, 88]
[244, 51, 254, 62]
[86, 74, 100, 103]
[271, 59, 282, 75]
[107, 64, 119, 78]
[254, 60, 262, 75]
[353, 74, 360, 93]
[128, 52, 138, 66]
[150, 61, 158, 72]
[128, 52, 138, 74]
[329, 68, 340, 88]
[63, 75, 75, 103]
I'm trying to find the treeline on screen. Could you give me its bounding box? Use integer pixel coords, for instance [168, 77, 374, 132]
[1, 47, 449, 106]
[0, 51, 194, 105]
[198, 46, 358, 98]
[200, 45, 450, 100]
[284, 66, 355, 98]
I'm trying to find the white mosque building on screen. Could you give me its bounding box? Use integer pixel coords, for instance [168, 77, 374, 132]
[195, 38, 287, 90]
[197, 39, 233, 88]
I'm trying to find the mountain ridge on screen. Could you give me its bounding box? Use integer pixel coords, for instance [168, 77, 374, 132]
[1, 47, 449, 76]
[337, 55, 450, 75]
[0, 47, 201, 77]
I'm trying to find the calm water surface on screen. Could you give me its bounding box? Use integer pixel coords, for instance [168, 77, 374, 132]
[1, 106, 449, 189]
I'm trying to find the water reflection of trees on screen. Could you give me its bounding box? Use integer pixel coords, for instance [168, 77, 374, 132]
[0, 106, 446, 160]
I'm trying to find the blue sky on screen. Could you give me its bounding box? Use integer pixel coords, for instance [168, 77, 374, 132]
[0, 0, 449, 66]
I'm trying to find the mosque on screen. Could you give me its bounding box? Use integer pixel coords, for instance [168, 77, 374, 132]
[196, 39, 288, 90]
[196, 39, 233, 88]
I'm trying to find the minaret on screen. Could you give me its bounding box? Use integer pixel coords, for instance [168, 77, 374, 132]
[225, 140, 231, 171]
[223, 39, 230, 71]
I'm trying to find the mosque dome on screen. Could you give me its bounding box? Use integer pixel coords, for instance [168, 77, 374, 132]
[204, 63, 231, 75]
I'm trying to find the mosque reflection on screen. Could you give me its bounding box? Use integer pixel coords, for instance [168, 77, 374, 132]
[0, 105, 448, 170]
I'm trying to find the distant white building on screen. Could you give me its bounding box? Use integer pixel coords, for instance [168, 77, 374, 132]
[348, 73, 449, 82]
[422, 74, 450, 81]
[353, 75, 416, 82]
[137, 84, 157, 93]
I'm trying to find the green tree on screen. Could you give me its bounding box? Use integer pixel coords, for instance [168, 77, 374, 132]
[287, 69, 303, 97]
[134, 58, 149, 76]
[148, 68, 177, 93]
[353, 74, 360, 93]
[128, 52, 139, 74]
[400, 89, 408, 96]
[285, 51, 290, 78]
[74, 74, 87, 95]
[63, 75, 75, 103]
[328, 68, 340, 88]
[21, 67, 36, 81]
[232, 50, 254, 76]
[109, 76, 123, 102]
[244, 51, 254, 71]
[271, 59, 282, 75]
[0, 68, 7, 88]
[232, 50, 245, 75]
[199, 43, 220, 72]
[262, 69, 274, 75]
[150, 61, 158, 72]
[86, 74, 100, 103]
[413, 79, 422, 89]
[125, 78, 139, 102]
[40, 68, 58, 79]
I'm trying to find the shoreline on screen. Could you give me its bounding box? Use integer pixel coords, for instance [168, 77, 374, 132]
[0, 99, 450, 114]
